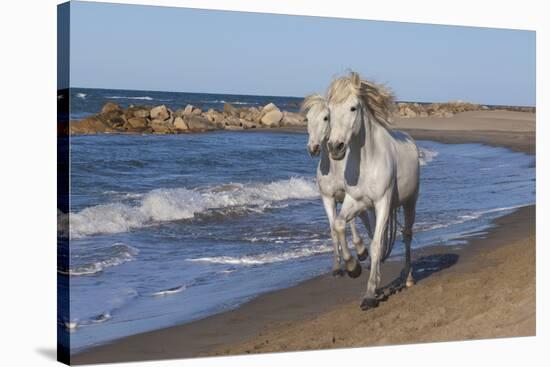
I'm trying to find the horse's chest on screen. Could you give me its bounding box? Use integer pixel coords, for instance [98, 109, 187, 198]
[344, 176, 377, 207]
[317, 172, 344, 198]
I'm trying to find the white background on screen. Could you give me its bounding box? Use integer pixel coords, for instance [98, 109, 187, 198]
[0, 0, 547, 366]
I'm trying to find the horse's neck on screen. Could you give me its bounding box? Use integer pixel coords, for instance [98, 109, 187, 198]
[348, 112, 390, 169]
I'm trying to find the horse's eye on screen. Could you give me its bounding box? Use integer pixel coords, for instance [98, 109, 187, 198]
[350, 106, 357, 112]
[323, 116, 329, 121]
[304, 118, 308, 123]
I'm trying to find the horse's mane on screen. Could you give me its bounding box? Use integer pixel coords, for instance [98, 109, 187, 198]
[327, 72, 395, 129]
[300, 94, 327, 115]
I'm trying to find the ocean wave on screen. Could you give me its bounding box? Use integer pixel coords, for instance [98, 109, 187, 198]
[70, 177, 318, 238]
[105, 95, 154, 101]
[75, 93, 87, 99]
[187, 244, 332, 266]
[419, 147, 439, 166]
[151, 285, 186, 297]
[67, 243, 139, 276]
[200, 99, 258, 105]
[417, 204, 528, 232]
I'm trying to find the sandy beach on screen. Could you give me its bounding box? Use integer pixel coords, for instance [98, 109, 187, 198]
[72, 110, 536, 365]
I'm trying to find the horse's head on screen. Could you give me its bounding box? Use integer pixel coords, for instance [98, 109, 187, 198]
[301, 94, 330, 157]
[327, 71, 394, 160]
[326, 72, 364, 160]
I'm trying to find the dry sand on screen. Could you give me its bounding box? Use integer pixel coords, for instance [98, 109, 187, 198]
[72, 110, 536, 365]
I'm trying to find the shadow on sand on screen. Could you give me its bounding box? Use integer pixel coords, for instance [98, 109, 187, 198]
[378, 253, 459, 300]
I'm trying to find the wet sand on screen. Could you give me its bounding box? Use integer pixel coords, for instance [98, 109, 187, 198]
[72, 110, 536, 365]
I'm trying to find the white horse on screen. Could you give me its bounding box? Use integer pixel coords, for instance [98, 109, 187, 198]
[326, 72, 420, 310]
[301, 94, 373, 277]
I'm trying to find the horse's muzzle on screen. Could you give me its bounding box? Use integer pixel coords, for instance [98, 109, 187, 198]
[308, 144, 321, 157]
[328, 141, 346, 160]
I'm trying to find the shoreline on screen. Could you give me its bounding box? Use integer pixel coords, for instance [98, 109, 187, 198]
[72, 111, 536, 365]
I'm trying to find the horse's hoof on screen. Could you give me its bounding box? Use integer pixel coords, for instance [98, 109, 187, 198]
[360, 297, 379, 311]
[346, 258, 362, 279]
[406, 274, 415, 288]
[357, 247, 368, 262]
[332, 269, 345, 277]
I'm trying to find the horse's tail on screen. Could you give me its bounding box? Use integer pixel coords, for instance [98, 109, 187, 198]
[381, 206, 398, 263]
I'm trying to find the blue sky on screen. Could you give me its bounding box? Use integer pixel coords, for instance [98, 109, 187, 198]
[68, 1, 536, 105]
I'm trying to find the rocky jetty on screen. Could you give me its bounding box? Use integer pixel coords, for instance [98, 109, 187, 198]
[70, 101, 535, 135]
[70, 102, 305, 135]
[394, 101, 535, 119]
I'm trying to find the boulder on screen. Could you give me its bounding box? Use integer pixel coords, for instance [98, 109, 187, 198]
[224, 117, 242, 127]
[239, 107, 261, 122]
[101, 102, 121, 115]
[399, 106, 417, 118]
[151, 114, 174, 126]
[223, 103, 239, 117]
[281, 111, 306, 126]
[70, 117, 111, 135]
[99, 111, 127, 128]
[150, 105, 170, 121]
[133, 108, 150, 118]
[151, 120, 172, 134]
[261, 102, 279, 114]
[260, 108, 283, 127]
[127, 117, 148, 129]
[204, 109, 224, 124]
[183, 104, 194, 115]
[192, 107, 202, 115]
[184, 115, 216, 132]
[124, 106, 150, 119]
[240, 119, 258, 129]
[173, 116, 189, 131]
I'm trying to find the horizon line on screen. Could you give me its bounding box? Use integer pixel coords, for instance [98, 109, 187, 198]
[66, 86, 536, 108]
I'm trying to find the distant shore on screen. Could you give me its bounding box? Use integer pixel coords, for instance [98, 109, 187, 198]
[72, 110, 535, 365]
[68, 99, 535, 136]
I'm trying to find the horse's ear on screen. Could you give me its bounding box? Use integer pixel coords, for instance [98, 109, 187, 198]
[350, 72, 361, 88]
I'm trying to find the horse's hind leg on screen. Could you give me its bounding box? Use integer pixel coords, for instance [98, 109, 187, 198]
[402, 197, 417, 288]
[349, 217, 368, 262]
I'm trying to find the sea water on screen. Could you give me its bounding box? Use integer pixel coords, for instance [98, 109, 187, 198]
[63, 89, 535, 352]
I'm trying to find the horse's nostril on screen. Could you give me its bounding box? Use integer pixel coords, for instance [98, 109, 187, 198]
[336, 142, 345, 151]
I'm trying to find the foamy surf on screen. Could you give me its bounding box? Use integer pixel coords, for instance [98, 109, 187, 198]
[416, 204, 529, 232]
[187, 244, 333, 266]
[105, 95, 154, 101]
[419, 147, 439, 166]
[68, 243, 139, 276]
[70, 177, 319, 238]
[151, 285, 186, 297]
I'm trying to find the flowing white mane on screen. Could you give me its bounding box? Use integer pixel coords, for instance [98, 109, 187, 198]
[327, 72, 395, 129]
[300, 94, 327, 115]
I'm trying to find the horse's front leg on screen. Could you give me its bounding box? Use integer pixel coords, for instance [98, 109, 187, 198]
[349, 217, 368, 261]
[361, 193, 391, 310]
[320, 195, 343, 276]
[333, 195, 365, 278]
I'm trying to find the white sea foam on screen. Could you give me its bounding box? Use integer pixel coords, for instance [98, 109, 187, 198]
[187, 244, 332, 266]
[68, 244, 140, 276]
[419, 147, 439, 166]
[200, 99, 258, 105]
[106, 95, 154, 101]
[75, 93, 87, 99]
[70, 177, 318, 238]
[151, 285, 186, 297]
[417, 204, 528, 232]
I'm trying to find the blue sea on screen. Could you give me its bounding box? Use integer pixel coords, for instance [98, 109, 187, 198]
[63, 88, 535, 352]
